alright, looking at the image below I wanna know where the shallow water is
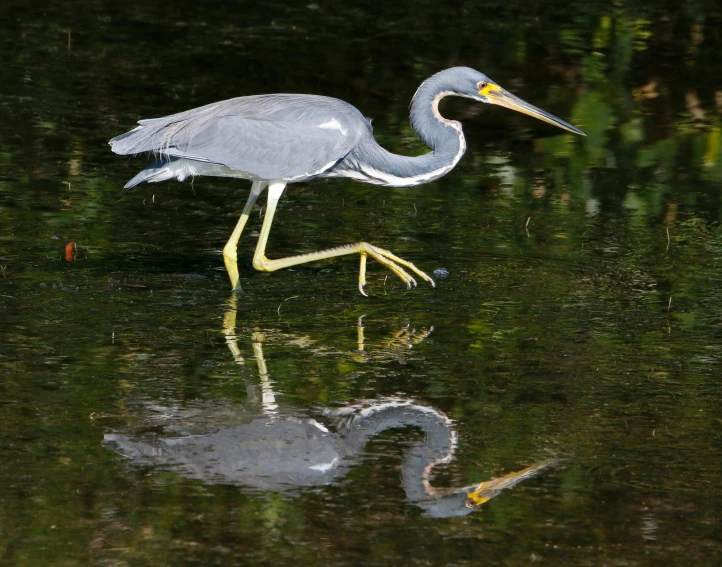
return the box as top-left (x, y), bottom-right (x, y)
top-left (2, 1), bottom-right (722, 565)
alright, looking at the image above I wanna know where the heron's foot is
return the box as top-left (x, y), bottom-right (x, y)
top-left (248, 239), bottom-right (434, 296)
top-left (384, 323), bottom-right (435, 351)
top-left (354, 321), bottom-right (434, 362)
top-left (358, 243), bottom-right (435, 296)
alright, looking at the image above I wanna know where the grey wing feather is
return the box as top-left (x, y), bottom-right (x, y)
top-left (109, 95), bottom-right (369, 180)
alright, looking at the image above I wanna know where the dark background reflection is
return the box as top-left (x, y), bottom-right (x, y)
top-left (1, 1), bottom-right (721, 565)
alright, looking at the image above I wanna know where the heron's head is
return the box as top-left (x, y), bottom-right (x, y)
top-left (445, 67), bottom-right (585, 136)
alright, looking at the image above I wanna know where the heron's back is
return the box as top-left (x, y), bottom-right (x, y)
top-left (110, 94), bottom-right (372, 181)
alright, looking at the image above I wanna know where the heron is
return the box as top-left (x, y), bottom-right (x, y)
top-left (109, 67), bottom-right (584, 295)
top-left (104, 397), bottom-right (558, 518)
top-left (103, 304), bottom-right (559, 516)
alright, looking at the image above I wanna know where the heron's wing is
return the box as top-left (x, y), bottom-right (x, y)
top-left (168, 115), bottom-right (356, 180)
top-left (109, 95), bottom-right (368, 180)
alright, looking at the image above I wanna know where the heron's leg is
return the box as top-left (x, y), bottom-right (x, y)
top-left (222, 295), bottom-right (278, 415)
top-left (223, 180), bottom-right (267, 291)
top-left (223, 295), bottom-right (245, 365)
top-left (251, 181), bottom-right (436, 296)
top-left (251, 332), bottom-right (278, 414)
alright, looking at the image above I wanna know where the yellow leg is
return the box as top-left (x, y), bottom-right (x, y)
top-left (223, 180), bottom-right (267, 291)
top-left (222, 295), bottom-right (278, 415)
top-left (250, 332), bottom-right (278, 414)
top-left (223, 295), bottom-right (245, 364)
top-left (251, 181), bottom-right (436, 296)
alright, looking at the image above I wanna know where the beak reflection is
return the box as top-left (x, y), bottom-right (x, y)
top-left (465, 459), bottom-right (560, 509)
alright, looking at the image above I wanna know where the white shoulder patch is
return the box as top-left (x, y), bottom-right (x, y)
top-left (318, 119), bottom-right (348, 136)
top-left (309, 457), bottom-right (339, 472)
top-left (308, 419), bottom-right (330, 433)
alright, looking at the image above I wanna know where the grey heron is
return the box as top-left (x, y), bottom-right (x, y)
top-left (104, 397), bottom-right (558, 518)
top-left (103, 311), bottom-right (559, 517)
top-left (109, 67), bottom-right (584, 295)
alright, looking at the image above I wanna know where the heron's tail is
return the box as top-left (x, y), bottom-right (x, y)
top-left (108, 118), bottom-right (166, 156)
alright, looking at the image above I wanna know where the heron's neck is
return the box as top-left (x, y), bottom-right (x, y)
top-left (337, 83), bottom-right (466, 187)
top-left (335, 400), bottom-right (456, 501)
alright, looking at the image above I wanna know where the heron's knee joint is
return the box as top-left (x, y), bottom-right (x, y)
top-left (252, 256), bottom-right (271, 272)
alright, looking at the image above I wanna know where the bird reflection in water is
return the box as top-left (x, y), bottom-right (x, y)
top-left (104, 298), bottom-right (558, 517)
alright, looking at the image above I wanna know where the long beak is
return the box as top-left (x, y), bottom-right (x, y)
top-left (483, 85), bottom-right (585, 136)
top-left (465, 459), bottom-right (560, 509)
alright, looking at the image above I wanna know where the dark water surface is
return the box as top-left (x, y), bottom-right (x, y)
top-left (2, 1), bottom-right (722, 565)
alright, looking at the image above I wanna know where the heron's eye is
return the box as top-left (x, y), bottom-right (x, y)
top-left (465, 499), bottom-right (477, 509)
top-left (478, 82), bottom-right (488, 91)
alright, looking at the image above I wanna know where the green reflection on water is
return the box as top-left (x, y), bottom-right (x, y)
top-left (2, 0), bottom-right (722, 565)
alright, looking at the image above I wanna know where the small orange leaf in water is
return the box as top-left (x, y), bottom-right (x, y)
top-left (65, 242), bottom-right (77, 262)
